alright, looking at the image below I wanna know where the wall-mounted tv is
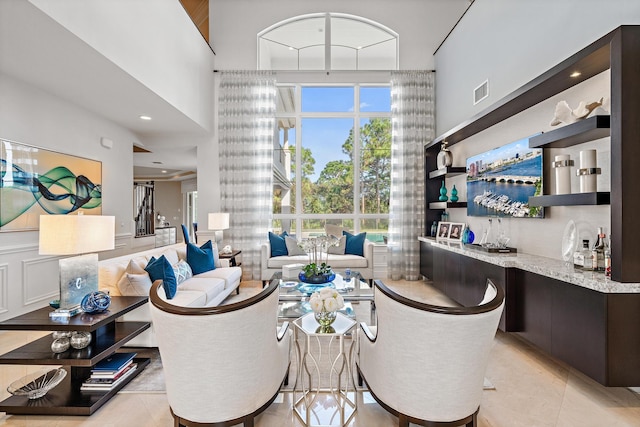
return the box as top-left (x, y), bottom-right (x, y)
top-left (466, 136), bottom-right (543, 218)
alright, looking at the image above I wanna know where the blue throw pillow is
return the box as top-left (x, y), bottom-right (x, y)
top-left (144, 255), bottom-right (177, 299)
top-left (343, 231), bottom-right (367, 256)
top-left (268, 231), bottom-right (289, 257)
top-left (186, 240), bottom-right (216, 274)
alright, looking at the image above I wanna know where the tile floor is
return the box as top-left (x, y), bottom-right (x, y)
top-left (0, 279), bottom-right (639, 426)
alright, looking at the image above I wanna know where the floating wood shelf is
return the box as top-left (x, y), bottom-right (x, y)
top-left (428, 201), bottom-right (467, 209)
top-left (428, 167), bottom-right (466, 179)
top-left (528, 192), bottom-right (610, 207)
top-left (528, 116), bottom-right (610, 149)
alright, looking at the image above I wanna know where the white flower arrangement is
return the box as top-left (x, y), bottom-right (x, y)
top-left (300, 235), bottom-right (341, 276)
top-left (309, 287), bottom-right (345, 313)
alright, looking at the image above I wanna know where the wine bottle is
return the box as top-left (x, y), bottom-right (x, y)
top-left (582, 240), bottom-right (594, 271)
top-left (574, 239), bottom-right (590, 270)
top-left (592, 227), bottom-right (606, 272)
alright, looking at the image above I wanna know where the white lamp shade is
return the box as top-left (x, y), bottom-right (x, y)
top-left (208, 213), bottom-right (230, 230)
top-left (39, 214), bottom-right (115, 255)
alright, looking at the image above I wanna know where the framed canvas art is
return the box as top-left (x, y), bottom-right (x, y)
top-left (0, 139), bottom-right (102, 231)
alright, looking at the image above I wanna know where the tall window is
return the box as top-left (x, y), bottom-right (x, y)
top-left (273, 85), bottom-right (391, 242)
top-left (258, 13), bottom-right (398, 71)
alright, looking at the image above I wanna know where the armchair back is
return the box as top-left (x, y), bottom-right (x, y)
top-left (357, 279), bottom-right (504, 427)
top-left (149, 280), bottom-right (290, 426)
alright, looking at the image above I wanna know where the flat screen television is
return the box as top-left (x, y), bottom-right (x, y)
top-left (466, 135), bottom-right (543, 218)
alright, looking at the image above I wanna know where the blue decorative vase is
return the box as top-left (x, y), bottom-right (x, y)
top-left (298, 272), bottom-right (336, 284)
top-left (462, 227), bottom-right (475, 244)
top-left (451, 185), bottom-right (459, 202)
top-left (439, 181), bottom-right (448, 202)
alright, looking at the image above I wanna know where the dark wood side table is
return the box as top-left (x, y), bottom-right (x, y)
top-left (219, 249), bottom-right (242, 267)
top-left (0, 296), bottom-right (150, 416)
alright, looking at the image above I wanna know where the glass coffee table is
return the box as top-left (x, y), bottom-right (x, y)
top-left (272, 271), bottom-right (375, 324)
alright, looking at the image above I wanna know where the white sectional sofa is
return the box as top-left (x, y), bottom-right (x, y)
top-left (99, 243), bottom-right (242, 347)
top-left (260, 239), bottom-right (374, 284)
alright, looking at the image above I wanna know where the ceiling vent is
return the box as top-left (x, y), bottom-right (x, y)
top-left (474, 79), bottom-right (489, 105)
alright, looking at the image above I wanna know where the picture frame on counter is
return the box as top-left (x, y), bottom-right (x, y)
top-left (436, 222), bottom-right (451, 240)
top-left (448, 223), bottom-right (465, 242)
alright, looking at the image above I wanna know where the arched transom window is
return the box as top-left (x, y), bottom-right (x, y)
top-left (258, 13), bottom-right (398, 71)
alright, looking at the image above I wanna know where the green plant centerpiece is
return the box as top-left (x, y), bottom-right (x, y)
top-left (299, 235), bottom-right (340, 284)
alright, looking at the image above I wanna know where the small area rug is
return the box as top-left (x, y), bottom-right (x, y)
top-left (119, 347), bottom-right (165, 393)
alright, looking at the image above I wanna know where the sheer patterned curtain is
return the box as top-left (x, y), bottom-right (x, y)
top-left (388, 71), bottom-right (435, 280)
top-left (218, 71), bottom-right (276, 280)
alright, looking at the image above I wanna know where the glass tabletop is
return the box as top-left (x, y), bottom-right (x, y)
top-left (272, 271), bottom-right (373, 302)
top-left (293, 312), bottom-right (357, 336)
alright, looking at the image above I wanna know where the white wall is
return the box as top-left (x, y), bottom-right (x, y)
top-left (210, 0), bottom-right (469, 70)
top-left (434, 0), bottom-right (640, 135)
top-left (29, 0), bottom-right (214, 131)
top-left (0, 72), bottom-right (137, 320)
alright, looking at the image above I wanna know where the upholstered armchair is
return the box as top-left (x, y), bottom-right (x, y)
top-left (149, 280), bottom-right (291, 427)
top-left (357, 279), bottom-right (505, 427)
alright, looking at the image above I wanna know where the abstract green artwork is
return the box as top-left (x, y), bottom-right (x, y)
top-left (0, 139), bottom-right (102, 231)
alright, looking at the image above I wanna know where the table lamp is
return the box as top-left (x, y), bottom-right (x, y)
top-left (208, 212), bottom-right (229, 248)
top-left (39, 213), bottom-right (115, 310)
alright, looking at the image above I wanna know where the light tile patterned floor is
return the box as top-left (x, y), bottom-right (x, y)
top-left (1, 278), bottom-right (639, 426)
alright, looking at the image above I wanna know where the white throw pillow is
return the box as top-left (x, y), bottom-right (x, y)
top-left (285, 236), bottom-right (306, 256)
top-left (327, 235), bottom-right (346, 255)
top-left (325, 224), bottom-right (348, 239)
top-left (126, 257), bottom-right (147, 274)
top-left (162, 249), bottom-right (180, 266)
top-left (117, 272), bottom-right (153, 296)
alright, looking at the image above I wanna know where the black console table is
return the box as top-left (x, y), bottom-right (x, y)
top-left (0, 296), bottom-right (150, 415)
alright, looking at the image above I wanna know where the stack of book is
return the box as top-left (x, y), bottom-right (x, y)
top-left (81, 352), bottom-right (137, 393)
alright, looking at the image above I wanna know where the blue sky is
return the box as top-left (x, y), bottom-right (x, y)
top-left (299, 86), bottom-right (390, 181)
top-left (466, 134), bottom-right (542, 166)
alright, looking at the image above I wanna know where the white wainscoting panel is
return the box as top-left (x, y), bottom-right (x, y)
top-left (22, 256), bottom-right (59, 306)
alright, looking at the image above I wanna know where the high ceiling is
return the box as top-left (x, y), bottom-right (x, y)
top-left (0, 1), bottom-right (206, 182)
top-left (1, 1), bottom-right (471, 182)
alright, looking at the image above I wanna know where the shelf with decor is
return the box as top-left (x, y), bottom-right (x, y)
top-left (529, 192), bottom-right (610, 207)
top-left (528, 115), bottom-right (611, 207)
top-left (428, 167), bottom-right (466, 179)
top-left (528, 115), bottom-right (610, 149)
top-left (428, 201), bottom-right (467, 210)
top-left (425, 25), bottom-right (640, 283)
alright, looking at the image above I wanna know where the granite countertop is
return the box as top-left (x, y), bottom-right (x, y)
top-left (418, 236), bottom-right (640, 294)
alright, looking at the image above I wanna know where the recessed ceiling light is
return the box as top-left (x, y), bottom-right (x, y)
top-left (161, 170), bottom-right (167, 174)
top-left (139, 115), bottom-right (152, 121)
top-left (570, 71), bottom-right (581, 78)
